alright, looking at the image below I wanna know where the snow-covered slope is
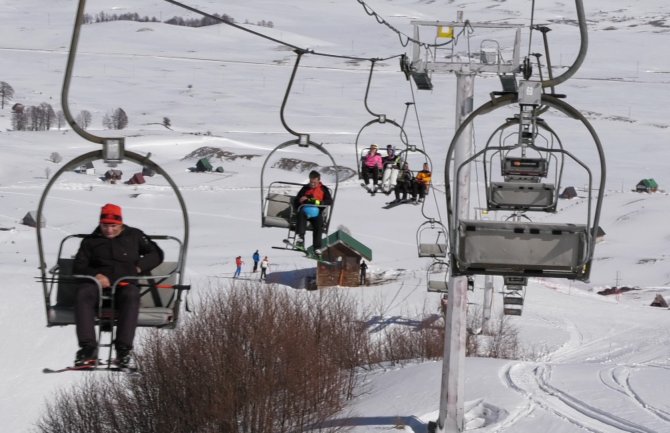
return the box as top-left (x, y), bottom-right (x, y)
top-left (1, 0), bottom-right (670, 432)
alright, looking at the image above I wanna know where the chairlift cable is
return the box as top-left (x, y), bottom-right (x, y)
top-left (527, 0), bottom-right (536, 59)
top-left (408, 81), bottom-right (445, 226)
top-left (355, 0), bottom-right (458, 49)
top-left (164, 0), bottom-right (404, 63)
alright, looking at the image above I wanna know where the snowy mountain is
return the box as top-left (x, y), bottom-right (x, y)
top-left (1, 0), bottom-right (670, 431)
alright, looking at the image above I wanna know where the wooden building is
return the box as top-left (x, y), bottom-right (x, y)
top-left (306, 230), bottom-right (372, 288)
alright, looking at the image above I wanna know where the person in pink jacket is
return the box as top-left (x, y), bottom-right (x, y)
top-left (361, 143), bottom-right (383, 193)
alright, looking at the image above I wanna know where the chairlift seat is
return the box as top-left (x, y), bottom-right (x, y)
top-left (263, 193), bottom-right (330, 232)
top-left (488, 182), bottom-right (556, 212)
top-left (427, 280), bottom-right (449, 293)
top-left (418, 243), bottom-right (448, 258)
top-left (262, 193), bottom-right (294, 229)
top-left (503, 307), bottom-right (523, 316)
top-left (455, 220), bottom-right (589, 279)
top-left (503, 296), bottom-right (524, 306)
top-left (502, 157), bottom-right (548, 178)
top-left (48, 259), bottom-right (179, 328)
top-left (504, 276), bottom-right (528, 286)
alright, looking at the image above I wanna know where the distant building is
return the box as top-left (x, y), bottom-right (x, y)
top-left (22, 210), bottom-right (45, 228)
top-left (74, 161), bottom-right (95, 176)
top-left (306, 230), bottom-right (372, 288)
top-left (650, 294), bottom-right (670, 308)
top-left (559, 186), bottom-right (577, 199)
top-left (636, 178), bottom-right (658, 193)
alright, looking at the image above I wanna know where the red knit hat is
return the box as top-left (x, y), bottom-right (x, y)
top-left (100, 203), bottom-right (123, 224)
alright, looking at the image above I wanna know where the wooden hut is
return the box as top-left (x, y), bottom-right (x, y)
top-left (307, 230), bottom-right (372, 288)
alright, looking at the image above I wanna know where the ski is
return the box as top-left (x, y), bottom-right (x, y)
top-left (360, 183), bottom-right (377, 195)
top-left (383, 200), bottom-right (404, 209)
top-left (43, 361), bottom-right (137, 374)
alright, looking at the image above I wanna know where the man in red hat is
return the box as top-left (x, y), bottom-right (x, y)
top-left (72, 203), bottom-right (164, 367)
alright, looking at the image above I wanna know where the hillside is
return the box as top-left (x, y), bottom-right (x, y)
top-left (1, 0), bottom-right (670, 432)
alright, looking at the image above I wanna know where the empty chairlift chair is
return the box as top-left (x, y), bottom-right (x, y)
top-left (417, 219), bottom-right (449, 258)
top-left (426, 260), bottom-right (449, 293)
top-left (445, 91), bottom-right (606, 282)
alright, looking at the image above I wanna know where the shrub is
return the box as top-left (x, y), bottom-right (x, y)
top-left (36, 285), bottom-right (365, 433)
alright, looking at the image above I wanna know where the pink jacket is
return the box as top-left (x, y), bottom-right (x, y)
top-left (363, 152), bottom-right (383, 169)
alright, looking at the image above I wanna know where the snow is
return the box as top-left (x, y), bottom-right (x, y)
top-left (2, 0), bottom-right (670, 431)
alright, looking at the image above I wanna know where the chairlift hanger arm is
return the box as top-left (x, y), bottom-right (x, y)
top-left (62, 0), bottom-right (123, 148)
top-left (537, 0), bottom-right (588, 89)
top-left (280, 50), bottom-right (311, 139)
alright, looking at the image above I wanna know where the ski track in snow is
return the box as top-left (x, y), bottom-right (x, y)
top-left (599, 366), bottom-right (670, 423)
top-left (501, 362), bottom-right (659, 433)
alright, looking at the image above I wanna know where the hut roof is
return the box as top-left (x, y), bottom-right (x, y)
top-left (307, 230), bottom-right (372, 261)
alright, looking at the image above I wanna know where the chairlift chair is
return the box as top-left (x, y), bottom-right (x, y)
top-left (40, 0), bottom-right (192, 366)
top-left (417, 219), bottom-right (448, 258)
top-left (427, 260), bottom-right (449, 293)
top-left (260, 138), bottom-right (338, 249)
top-left (354, 60), bottom-right (410, 181)
top-left (36, 151), bottom-right (191, 332)
top-left (482, 116), bottom-right (565, 213)
top-left (502, 285), bottom-right (525, 316)
top-left (445, 93), bottom-right (606, 281)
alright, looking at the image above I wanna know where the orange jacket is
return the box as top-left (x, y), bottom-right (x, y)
top-left (416, 170), bottom-right (431, 186)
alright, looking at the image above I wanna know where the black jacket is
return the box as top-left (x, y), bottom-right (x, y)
top-left (73, 225), bottom-right (164, 284)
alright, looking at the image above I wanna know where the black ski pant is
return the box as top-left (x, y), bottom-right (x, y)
top-left (395, 181), bottom-right (410, 201)
top-left (296, 211), bottom-right (324, 249)
top-left (412, 182), bottom-right (428, 200)
top-left (76, 282), bottom-right (140, 351)
top-left (253, 261), bottom-right (259, 272)
top-left (362, 165), bottom-right (380, 186)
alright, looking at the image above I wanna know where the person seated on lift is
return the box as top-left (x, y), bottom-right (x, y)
top-left (72, 203), bottom-right (164, 368)
top-left (361, 143), bottom-right (383, 193)
top-left (294, 170), bottom-right (333, 251)
top-left (412, 162), bottom-right (432, 203)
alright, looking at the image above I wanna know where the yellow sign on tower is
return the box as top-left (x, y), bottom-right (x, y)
top-left (437, 25), bottom-right (454, 38)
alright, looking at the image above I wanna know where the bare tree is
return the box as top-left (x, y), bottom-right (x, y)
top-left (40, 102), bottom-right (56, 130)
top-left (0, 81), bottom-right (14, 109)
top-left (11, 103), bottom-right (26, 131)
top-left (112, 107), bottom-right (128, 129)
top-left (103, 108), bottom-right (128, 129)
top-left (76, 110), bottom-right (92, 130)
top-left (162, 116), bottom-right (171, 128)
top-left (27, 105), bottom-right (41, 130)
top-left (56, 110), bottom-right (66, 130)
